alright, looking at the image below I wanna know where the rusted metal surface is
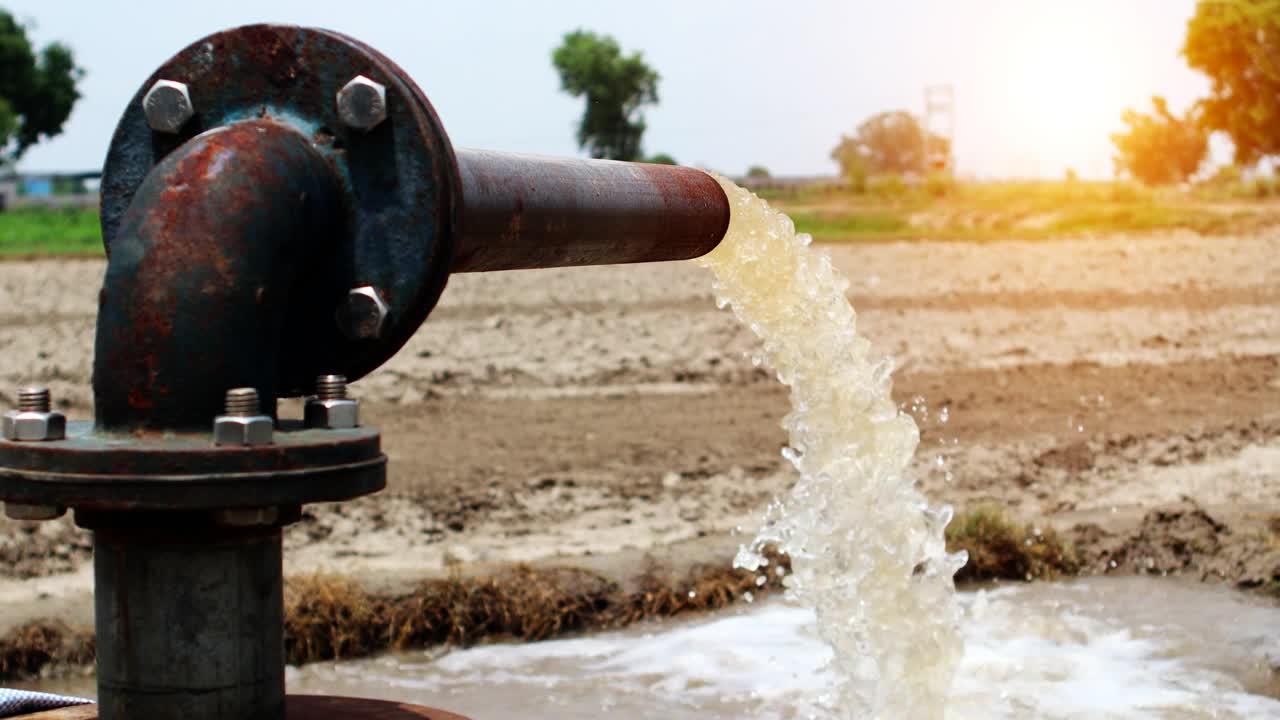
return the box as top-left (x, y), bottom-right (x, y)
top-left (99, 25), bottom-right (459, 394)
top-left (95, 119), bottom-right (341, 432)
top-left (454, 149), bottom-right (729, 272)
top-left (12, 697), bottom-right (472, 720)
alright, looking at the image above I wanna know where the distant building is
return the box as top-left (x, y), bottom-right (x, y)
top-left (0, 170), bottom-right (100, 210)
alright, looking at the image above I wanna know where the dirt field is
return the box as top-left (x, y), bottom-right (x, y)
top-left (1, 227), bottom-right (1278, 630)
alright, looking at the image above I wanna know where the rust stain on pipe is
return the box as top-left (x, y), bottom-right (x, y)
top-left (452, 149), bottom-right (729, 273)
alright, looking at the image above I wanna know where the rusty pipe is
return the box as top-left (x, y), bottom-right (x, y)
top-left (94, 119), bottom-right (342, 432)
top-left (452, 149), bottom-right (729, 273)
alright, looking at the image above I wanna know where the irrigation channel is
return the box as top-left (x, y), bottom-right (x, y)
top-left (20, 578), bottom-right (1280, 718)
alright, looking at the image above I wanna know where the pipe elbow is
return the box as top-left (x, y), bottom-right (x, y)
top-left (93, 120), bottom-right (342, 432)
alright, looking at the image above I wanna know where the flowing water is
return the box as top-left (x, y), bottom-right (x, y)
top-left (280, 577), bottom-right (1280, 719)
top-left (693, 177), bottom-right (966, 716)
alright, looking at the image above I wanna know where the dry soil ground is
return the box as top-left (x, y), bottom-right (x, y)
top-left (1, 227), bottom-right (1278, 630)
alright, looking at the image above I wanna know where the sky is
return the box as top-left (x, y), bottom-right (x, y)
top-left (7, 0), bottom-right (1214, 179)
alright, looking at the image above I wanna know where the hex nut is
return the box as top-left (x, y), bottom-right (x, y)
top-left (2, 410), bottom-right (66, 441)
top-left (4, 503), bottom-right (65, 521)
top-left (213, 414), bottom-right (273, 446)
top-left (336, 75), bottom-right (388, 131)
top-left (336, 285), bottom-right (390, 341)
top-left (305, 397), bottom-right (360, 429)
top-left (143, 79), bottom-right (195, 134)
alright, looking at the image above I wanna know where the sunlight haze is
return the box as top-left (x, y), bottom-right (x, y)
top-left (8, 0), bottom-right (1209, 178)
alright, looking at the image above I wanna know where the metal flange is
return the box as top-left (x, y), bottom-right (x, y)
top-left (99, 24), bottom-right (459, 397)
top-left (0, 421), bottom-right (384, 512)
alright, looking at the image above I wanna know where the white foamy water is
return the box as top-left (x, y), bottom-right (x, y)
top-left (286, 578), bottom-right (1280, 719)
top-left (694, 179), bottom-right (965, 716)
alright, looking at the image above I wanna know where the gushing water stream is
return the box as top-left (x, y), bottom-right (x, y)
top-left (696, 178), bottom-right (965, 717)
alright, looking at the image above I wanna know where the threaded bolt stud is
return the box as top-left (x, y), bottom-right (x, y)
top-left (224, 388), bottom-right (260, 417)
top-left (315, 375), bottom-right (348, 401)
top-left (18, 387), bottom-right (51, 413)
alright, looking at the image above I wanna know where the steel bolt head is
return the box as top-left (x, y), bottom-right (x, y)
top-left (4, 503), bottom-right (65, 521)
top-left (336, 285), bottom-right (390, 340)
top-left (2, 409), bottom-right (66, 441)
top-left (213, 414), bottom-right (273, 446)
top-left (143, 79), bottom-right (194, 134)
top-left (336, 75), bottom-right (388, 131)
top-left (305, 397), bottom-right (360, 429)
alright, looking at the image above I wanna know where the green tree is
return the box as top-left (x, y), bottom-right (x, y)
top-left (830, 111), bottom-right (948, 188)
top-left (552, 30), bottom-right (659, 161)
top-left (0, 11), bottom-right (82, 163)
top-left (1183, 0), bottom-right (1280, 165)
top-left (645, 152), bottom-right (677, 165)
top-left (1111, 96), bottom-right (1208, 185)
top-left (746, 165), bottom-right (770, 178)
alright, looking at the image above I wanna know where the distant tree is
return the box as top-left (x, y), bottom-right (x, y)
top-left (645, 152), bottom-right (677, 165)
top-left (830, 111), bottom-right (949, 190)
top-left (830, 135), bottom-right (870, 192)
top-left (552, 30), bottom-right (659, 161)
top-left (746, 165), bottom-right (770, 178)
top-left (1183, 0), bottom-right (1280, 165)
top-left (1111, 96), bottom-right (1208, 185)
top-left (0, 11), bottom-right (83, 163)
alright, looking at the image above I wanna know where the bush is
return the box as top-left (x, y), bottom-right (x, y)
top-left (946, 507), bottom-right (1080, 582)
top-left (867, 173), bottom-right (908, 199)
top-left (924, 172), bottom-right (955, 198)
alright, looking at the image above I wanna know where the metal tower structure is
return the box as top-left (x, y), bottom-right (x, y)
top-left (922, 84), bottom-right (956, 174)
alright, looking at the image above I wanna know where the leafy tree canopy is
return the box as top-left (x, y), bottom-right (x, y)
top-left (645, 152), bottom-right (677, 165)
top-left (0, 11), bottom-right (82, 163)
top-left (830, 111), bottom-right (946, 184)
top-left (746, 165), bottom-right (770, 178)
top-left (552, 29), bottom-right (659, 161)
top-left (1183, 0), bottom-right (1280, 165)
top-left (1111, 96), bottom-right (1208, 185)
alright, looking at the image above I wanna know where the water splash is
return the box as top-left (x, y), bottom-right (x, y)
top-left (696, 178), bottom-right (966, 717)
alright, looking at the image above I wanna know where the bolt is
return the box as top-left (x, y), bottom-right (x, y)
top-left (3, 386), bottom-right (66, 441)
top-left (335, 286), bottom-right (390, 341)
top-left (336, 75), bottom-right (388, 131)
top-left (305, 375), bottom-right (359, 429)
top-left (143, 79), bottom-right (194, 134)
top-left (213, 387), bottom-right (273, 446)
top-left (4, 503), bottom-right (65, 521)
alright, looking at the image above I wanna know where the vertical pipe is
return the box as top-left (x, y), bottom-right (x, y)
top-left (93, 526), bottom-right (284, 720)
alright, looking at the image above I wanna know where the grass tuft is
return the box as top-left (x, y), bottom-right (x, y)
top-left (946, 507), bottom-right (1081, 582)
top-left (0, 620), bottom-right (95, 679)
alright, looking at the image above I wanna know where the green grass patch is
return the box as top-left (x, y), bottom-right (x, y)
top-left (770, 179), bottom-right (1280, 243)
top-left (789, 209), bottom-right (912, 239)
top-left (0, 208), bottom-right (103, 256)
top-left (946, 506), bottom-right (1081, 582)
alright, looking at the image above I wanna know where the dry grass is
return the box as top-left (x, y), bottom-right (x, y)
top-left (284, 548), bottom-right (791, 666)
top-left (1, 519), bottom-right (1088, 683)
top-left (946, 507), bottom-right (1081, 582)
top-left (0, 620), bottom-right (94, 680)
